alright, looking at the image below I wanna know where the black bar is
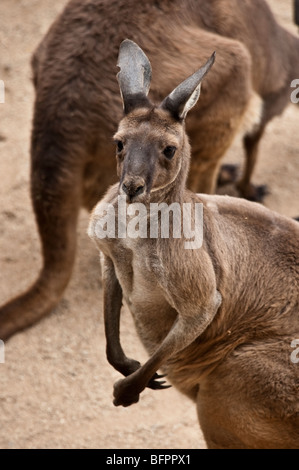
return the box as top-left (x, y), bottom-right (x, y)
top-left (294, 0), bottom-right (299, 26)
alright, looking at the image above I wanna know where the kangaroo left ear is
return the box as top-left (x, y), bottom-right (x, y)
top-left (160, 52), bottom-right (215, 120)
top-left (117, 39), bottom-right (152, 114)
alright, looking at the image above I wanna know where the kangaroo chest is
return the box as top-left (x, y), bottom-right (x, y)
top-left (110, 238), bottom-right (177, 350)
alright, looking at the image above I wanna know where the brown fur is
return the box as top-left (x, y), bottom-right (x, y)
top-left (1, 0), bottom-right (298, 340)
top-left (88, 42), bottom-right (299, 448)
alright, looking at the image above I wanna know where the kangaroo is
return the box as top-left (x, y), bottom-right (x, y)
top-left (88, 40), bottom-right (299, 449)
top-left (1, 0), bottom-right (299, 340)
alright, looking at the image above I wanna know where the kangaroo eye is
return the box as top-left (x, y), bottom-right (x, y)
top-left (163, 146), bottom-right (176, 159)
top-left (115, 140), bottom-right (124, 153)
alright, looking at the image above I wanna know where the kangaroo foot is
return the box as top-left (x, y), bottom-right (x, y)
top-left (217, 164), bottom-right (240, 186)
top-left (237, 182), bottom-right (269, 202)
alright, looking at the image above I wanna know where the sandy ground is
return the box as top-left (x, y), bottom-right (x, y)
top-left (0, 0), bottom-right (298, 450)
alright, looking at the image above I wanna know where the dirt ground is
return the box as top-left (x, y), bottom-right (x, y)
top-left (0, 0), bottom-right (298, 450)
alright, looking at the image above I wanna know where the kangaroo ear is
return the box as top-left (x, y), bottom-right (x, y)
top-left (160, 52), bottom-right (215, 120)
top-left (117, 39), bottom-right (152, 114)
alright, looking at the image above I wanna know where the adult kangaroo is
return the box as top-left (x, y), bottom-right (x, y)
top-left (88, 39), bottom-right (299, 449)
top-left (1, 0), bottom-right (298, 340)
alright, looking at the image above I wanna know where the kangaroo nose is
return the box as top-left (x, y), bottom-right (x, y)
top-left (122, 178), bottom-right (145, 200)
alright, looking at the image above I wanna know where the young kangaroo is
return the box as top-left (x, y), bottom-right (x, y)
top-left (1, 0), bottom-right (299, 341)
top-left (88, 40), bottom-right (299, 449)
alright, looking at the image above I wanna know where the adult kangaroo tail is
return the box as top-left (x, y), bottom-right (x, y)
top-left (0, 109), bottom-right (83, 341)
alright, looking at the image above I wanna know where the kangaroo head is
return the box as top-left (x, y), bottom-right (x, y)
top-left (114, 39), bottom-right (215, 203)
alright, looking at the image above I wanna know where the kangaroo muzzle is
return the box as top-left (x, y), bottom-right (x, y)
top-left (121, 176), bottom-right (146, 202)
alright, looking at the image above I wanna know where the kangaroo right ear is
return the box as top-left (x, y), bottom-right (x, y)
top-left (160, 52), bottom-right (215, 120)
top-left (117, 39), bottom-right (152, 114)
